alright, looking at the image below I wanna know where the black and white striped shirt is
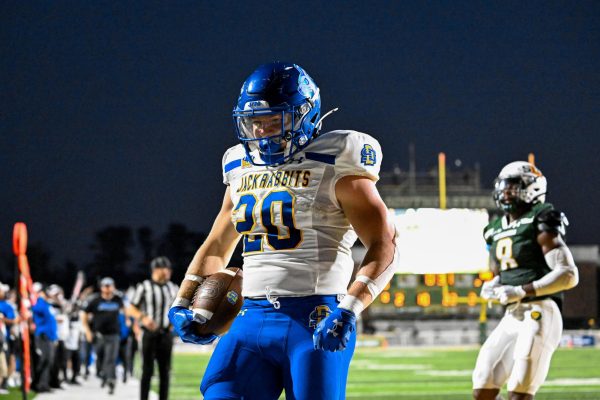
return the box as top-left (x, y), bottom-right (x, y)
top-left (131, 280), bottom-right (178, 330)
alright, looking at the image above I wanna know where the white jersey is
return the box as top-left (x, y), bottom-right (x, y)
top-left (222, 130), bottom-right (382, 298)
top-left (56, 312), bottom-right (70, 341)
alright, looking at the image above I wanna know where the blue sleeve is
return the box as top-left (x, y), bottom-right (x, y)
top-left (32, 298), bottom-right (44, 313)
top-left (31, 299), bottom-right (51, 322)
top-left (119, 313), bottom-right (130, 340)
top-left (0, 302), bottom-right (16, 319)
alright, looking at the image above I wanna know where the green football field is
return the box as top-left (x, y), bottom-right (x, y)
top-left (167, 346), bottom-right (600, 400)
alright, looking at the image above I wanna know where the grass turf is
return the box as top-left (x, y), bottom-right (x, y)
top-left (166, 346), bottom-right (600, 400)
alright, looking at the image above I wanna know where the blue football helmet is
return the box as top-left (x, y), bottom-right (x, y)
top-left (233, 62), bottom-right (322, 166)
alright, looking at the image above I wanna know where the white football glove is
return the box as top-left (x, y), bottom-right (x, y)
top-left (493, 285), bottom-right (526, 305)
top-left (479, 276), bottom-right (501, 300)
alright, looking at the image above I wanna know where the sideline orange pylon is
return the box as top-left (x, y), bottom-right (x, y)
top-left (12, 222), bottom-right (34, 396)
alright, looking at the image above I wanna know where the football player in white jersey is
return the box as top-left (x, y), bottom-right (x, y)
top-left (472, 162), bottom-right (579, 400)
top-left (168, 62), bottom-right (399, 399)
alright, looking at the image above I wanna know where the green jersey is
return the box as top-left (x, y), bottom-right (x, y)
top-left (483, 202), bottom-right (564, 304)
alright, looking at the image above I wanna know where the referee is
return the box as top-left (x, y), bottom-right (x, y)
top-left (128, 257), bottom-right (178, 400)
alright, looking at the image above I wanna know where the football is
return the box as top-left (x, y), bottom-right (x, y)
top-left (191, 267), bottom-right (243, 336)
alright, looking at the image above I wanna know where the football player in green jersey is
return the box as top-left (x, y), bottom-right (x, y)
top-left (472, 161), bottom-right (579, 400)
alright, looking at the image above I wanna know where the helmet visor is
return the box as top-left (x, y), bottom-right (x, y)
top-left (493, 177), bottom-right (525, 204)
top-left (236, 111), bottom-right (293, 141)
top-left (233, 100), bottom-right (314, 165)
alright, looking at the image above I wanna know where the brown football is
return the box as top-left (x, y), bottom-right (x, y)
top-left (191, 267), bottom-right (243, 336)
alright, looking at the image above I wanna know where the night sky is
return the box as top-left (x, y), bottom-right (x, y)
top-left (2, 1), bottom-right (599, 267)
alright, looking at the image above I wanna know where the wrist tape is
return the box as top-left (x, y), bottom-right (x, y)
top-left (338, 295), bottom-right (364, 315)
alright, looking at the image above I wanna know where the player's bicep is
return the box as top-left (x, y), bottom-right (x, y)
top-left (537, 230), bottom-right (563, 255)
top-left (335, 175), bottom-right (394, 248)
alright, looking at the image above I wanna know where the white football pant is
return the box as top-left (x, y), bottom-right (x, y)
top-left (472, 299), bottom-right (562, 395)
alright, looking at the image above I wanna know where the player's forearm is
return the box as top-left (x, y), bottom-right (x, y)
top-left (186, 241), bottom-right (233, 277)
top-left (342, 238), bottom-right (398, 314)
top-left (173, 238), bottom-right (239, 308)
top-left (521, 246), bottom-right (578, 297)
top-left (172, 246), bottom-right (213, 308)
top-left (534, 246), bottom-right (578, 296)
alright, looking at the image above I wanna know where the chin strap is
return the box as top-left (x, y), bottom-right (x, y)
top-left (314, 108), bottom-right (339, 134)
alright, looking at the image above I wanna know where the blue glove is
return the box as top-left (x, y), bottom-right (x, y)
top-left (168, 306), bottom-right (218, 345)
top-left (312, 307), bottom-right (356, 352)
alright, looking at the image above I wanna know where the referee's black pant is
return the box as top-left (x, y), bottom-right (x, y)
top-left (141, 329), bottom-right (173, 400)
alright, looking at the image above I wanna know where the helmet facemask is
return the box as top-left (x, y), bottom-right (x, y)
top-left (493, 178), bottom-right (529, 213)
top-left (492, 161), bottom-right (547, 213)
top-left (234, 100), bottom-right (316, 166)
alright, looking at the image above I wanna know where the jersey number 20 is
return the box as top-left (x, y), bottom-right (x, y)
top-left (234, 189), bottom-right (303, 253)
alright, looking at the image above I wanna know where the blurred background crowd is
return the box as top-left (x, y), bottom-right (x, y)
top-left (0, 256), bottom-right (177, 398)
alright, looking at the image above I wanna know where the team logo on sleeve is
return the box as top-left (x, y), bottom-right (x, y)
top-left (309, 305), bottom-right (332, 329)
top-left (360, 144), bottom-right (377, 166)
top-left (241, 158), bottom-right (252, 168)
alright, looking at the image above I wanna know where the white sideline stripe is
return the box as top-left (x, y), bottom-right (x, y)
top-left (373, 351), bottom-right (437, 358)
top-left (346, 389), bottom-right (600, 398)
top-left (350, 360), bottom-right (430, 370)
top-left (544, 378), bottom-right (600, 386)
top-left (417, 369), bottom-right (472, 376)
top-left (33, 375), bottom-right (155, 400)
